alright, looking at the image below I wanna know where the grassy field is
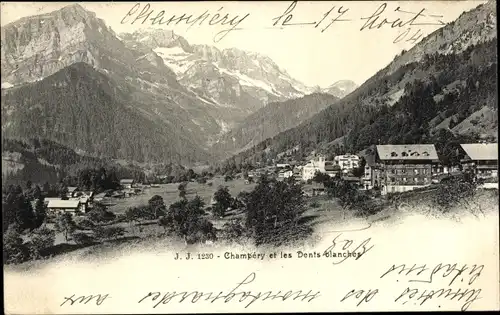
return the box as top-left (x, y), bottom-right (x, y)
top-left (106, 176), bottom-right (257, 214)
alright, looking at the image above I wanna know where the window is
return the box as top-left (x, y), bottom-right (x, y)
top-left (402, 152), bottom-right (408, 157)
top-left (391, 177), bottom-right (395, 183)
top-left (424, 178), bottom-right (429, 183)
top-left (414, 178), bottom-right (418, 183)
top-left (423, 169), bottom-right (427, 174)
top-left (401, 169), bottom-right (407, 174)
top-left (391, 169), bottom-right (396, 174)
top-left (402, 177), bottom-right (407, 182)
top-left (411, 152), bottom-right (420, 157)
top-left (422, 152), bottom-right (429, 156)
top-left (414, 169), bottom-right (419, 175)
top-left (391, 152), bottom-right (398, 157)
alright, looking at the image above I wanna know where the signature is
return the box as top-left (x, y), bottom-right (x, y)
top-left (138, 272), bottom-right (321, 308)
top-left (120, 1), bottom-right (445, 44)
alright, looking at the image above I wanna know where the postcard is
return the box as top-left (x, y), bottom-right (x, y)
top-left (2, 1), bottom-right (499, 313)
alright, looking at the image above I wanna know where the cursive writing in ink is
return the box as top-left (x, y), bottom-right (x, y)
top-left (340, 288), bottom-right (379, 306)
top-left (120, 3), bottom-right (250, 42)
top-left (380, 263), bottom-right (484, 286)
top-left (271, 1), bottom-right (317, 27)
top-left (138, 272), bottom-right (320, 308)
top-left (360, 3), bottom-right (444, 31)
top-left (272, 1), bottom-right (351, 32)
top-left (315, 5), bottom-right (351, 33)
top-left (394, 287), bottom-right (482, 311)
top-left (323, 233), bottom-right (374, 265)
top-left (60, 294), bottom-right (110, 306)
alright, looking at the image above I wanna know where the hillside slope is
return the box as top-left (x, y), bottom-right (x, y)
top-left (1, 138), bottom-right (145, 186)
top-left (213, 93), bottom-right (340, 158)
top-left (1, 63), bottom-right (211, 163)
top-left (228, 1), bottom-right (497, 166)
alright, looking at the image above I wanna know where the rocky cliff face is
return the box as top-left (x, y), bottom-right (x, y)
top-left (0, 4), bottom-right (227, 162)
top-left (121, 29), bottom-right (326, 113)
top-left (1, 3), bottom-right (358, 164)
top-left (1, 4), bottom-right (178, 87)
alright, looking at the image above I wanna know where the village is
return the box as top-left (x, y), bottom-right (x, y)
top-left (41, 142), bottom-right (498, 217)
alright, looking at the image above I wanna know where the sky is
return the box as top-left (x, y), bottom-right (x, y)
top-left (1, 1), bottom-right (487, 87)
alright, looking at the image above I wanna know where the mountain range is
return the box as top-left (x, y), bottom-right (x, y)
top-left (228, 0), bottom-right (497, 167)
top-left (2, 1), bottom-right (496, 175)
top-left (1, 4), bottom-right (357, 166)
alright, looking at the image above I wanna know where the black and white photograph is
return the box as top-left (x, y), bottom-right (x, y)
top-left (2, 1), bottom-right (499, 313)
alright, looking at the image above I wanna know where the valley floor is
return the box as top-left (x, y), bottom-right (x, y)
top-left (5, 183), bottom-right (498, 273)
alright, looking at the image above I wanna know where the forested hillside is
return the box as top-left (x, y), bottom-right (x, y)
top-left (1, 138), bottom-right (146, 186)
top-left (212, 93), bottom-right (339, 158)
top-left (1, 63), bottom-right (212, 164)
top-left (228, 38), bottom-right (497, 167)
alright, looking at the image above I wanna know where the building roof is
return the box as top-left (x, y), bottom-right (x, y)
top-left (364, 153), bottom-right (377, 166)
top-left (43, 197), bottom-right (62, 203)
top-left (460, 143), bottom-right (498, 161)
top-left (376, 144), bottom-right (438, 161)
top-left (120, 179), bottom-right (134, 184)
top-left (325, 164), bottom-right (340, 171)
top-left (47, 200), bottom-right (80, 209)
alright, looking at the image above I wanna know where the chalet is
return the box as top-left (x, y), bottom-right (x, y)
top-left (325, 162), bottom-right (341, 178)
top-left (343, 176), bottom-right (361, 187)
top-left (80, 196), bottom-right (90, 211)
top-left (302, 156), bottom-right (327, 181)
top-left (292, 167), bottom-right (302, 182)
top-left (124, 188), bottom-right (137, 197)
top-left (310, 182), bottom-right (326, 196)
top-left (460, 143), bottom-right (498, 179)
top-left (67, 186), bottom-right (78, 198)
top-left (112, 191), bottom-right (125, 198)
top-left (375, 144), bottom-right (439, 195)
top-left (43, 197), bottom-right (62, 205)
top-left (47, 200), bottom-right (80, 215)
top-left (120, 179), bottom-right (135, 189)
top-left (334, 154), bottom-right (360, 173)
top-left (93, 192), bottom-right (107, 202)
top-left (278, 170), bottom-right (293, 179)
top-left (276, 163), bottom-right (291, 169)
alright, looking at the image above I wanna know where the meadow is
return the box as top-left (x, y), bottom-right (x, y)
top-left (106, 176), bottom-right (257, 214)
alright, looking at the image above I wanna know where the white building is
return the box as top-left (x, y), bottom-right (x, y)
top-left (334, 154), bottom-right (360, 173)
top-left (278, 170), bottom-right (293, 179)
top-left (302, 156), bottom-right (327, 181)
top-left (276, 163), bottom-right (291, 169)
top-left (47, 200), bottom-right (81, 215)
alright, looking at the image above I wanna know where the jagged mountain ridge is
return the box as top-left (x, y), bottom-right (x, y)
top-left (228, 0), bottom-right (497, 165)
top-left (120, 28), bottom-right (354, 111)
top-left (1, 3), bottom-right (305, 163)
top-left (321, 80), bottom-right (358, 99)
top-left (0, 3), bottom-right (229, 151)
